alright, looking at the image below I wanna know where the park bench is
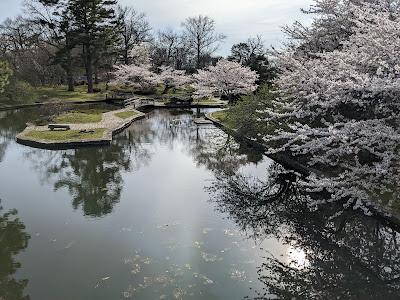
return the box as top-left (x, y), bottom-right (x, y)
top-left (48, 124), bottom-right (71, 131)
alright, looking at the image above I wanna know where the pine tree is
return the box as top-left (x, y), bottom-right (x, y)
top-left (67, 0), bottom-right (117, 93)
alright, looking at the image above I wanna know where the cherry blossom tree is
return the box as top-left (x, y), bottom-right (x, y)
top-left (111, 43), bottom-right (158, 91)
top-left (128, 42), bottom-right (152, 65)
top-left (261, 2), bottom-right (400, 213)
top-left (111, 63), bottom-right (191, 94)
top-left (192, 59), bottom-right (258, 102)
top-left (111, 64), bottom-right (159, 91)
top-left (157, 66), bottom-right (192, 94)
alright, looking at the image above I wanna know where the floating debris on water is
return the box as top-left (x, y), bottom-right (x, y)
top-left (201, 251), bottom-right (223, 262)
top-left (230, 269), bottom-right (246, 281)
top-left (124, 254), bottom-right (153, 274)
top-left (123, 285), bottom-right (137, 298)
top-left (154, 274), bottom-right (173, 285)
top-left (193, 241), bottom-right (203, 249)
top-left (200, 274), bottom-right (214, 285)
top-left (94, 276), bottom-right (111, 288)
top-left (131, 263), bottom-right (141, 274)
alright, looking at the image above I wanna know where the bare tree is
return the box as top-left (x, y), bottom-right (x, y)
top-left (116, 5), bottom-right (152, 64)
top-left (157, 29), bottom-right (179, 66)
top-left (0, 15), bottom-right (62, 86)
top-left (25, 0), bottom-right (77, 91)
top-left (229, 36), bottom-right (265, 65)
top-left (181, 15), bottom-right (225, 69)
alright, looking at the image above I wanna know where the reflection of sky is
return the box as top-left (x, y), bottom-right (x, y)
top-left (239, 157), bottom-right (274, 181)
top-left (1, 0), bottom-right (314, 55)
top-left (0, 109), bottom-right (290, 299)
top-left (287, 246), bottom-right (309, 269)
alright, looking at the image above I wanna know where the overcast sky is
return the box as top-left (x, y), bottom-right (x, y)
top-left (0, 0), bottom-right (314, 55)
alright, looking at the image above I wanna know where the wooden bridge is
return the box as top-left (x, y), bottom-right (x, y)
top-left (122, 97), bottom-right (156, 109)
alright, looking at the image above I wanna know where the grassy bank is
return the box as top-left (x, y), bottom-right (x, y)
top-left (33, 84), bottom-right (107, 103)
top-left (25, 128), bottom-right (106, 141)
top-left (210, 110), bottom-right (229, 123)
top-left (115, 111), bottom-right (139, 119)
top-left (0, 83), bottom-right (108, 107)
top-left (54, 109), bottom-right (109, 124)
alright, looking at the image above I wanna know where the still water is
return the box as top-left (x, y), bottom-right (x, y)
top-left (1, 107), bottom-right (400, 299)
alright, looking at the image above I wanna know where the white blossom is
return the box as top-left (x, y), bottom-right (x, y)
top-left (157, 66), bottom-right (192, 91)
top-left (261, 1), bottom-right (400, 213)
top-left (192, 59), bottom-right (258, 100)
top-left (110, 64), bottom-right (159, 90)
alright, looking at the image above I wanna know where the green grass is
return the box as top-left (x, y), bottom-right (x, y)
top-left (193, 97), bottom-right (221, 104)
top-left (115, 111), bottom-right (139, 119)
top-left (25, 128), bottom-right (106, 141)
top-left (54, 109), bottom-right (108, 124)
top-left (0, 83), bottom-right (109, 107)
top-left (33, 84), bottom-right (107, 103)
top-left (211, 110), bottom-right (229, 123)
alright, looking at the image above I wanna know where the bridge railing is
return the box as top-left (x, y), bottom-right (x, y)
top-left (123, 98), bottom-right (155, 108)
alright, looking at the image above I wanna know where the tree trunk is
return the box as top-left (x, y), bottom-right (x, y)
top-left (63, 33), bottom-right (74, 92)
top-left (86, 48), bottom-right (94, 93)
top-left (67, 68), bottom-right (74, 92)
top-left (197, 46), bottom-right (201, 69)
top-left (94, 64), bottom-right (99, 85)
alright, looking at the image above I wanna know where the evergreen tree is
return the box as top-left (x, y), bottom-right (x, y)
top-left (67, 0), bottom-right (118, 93)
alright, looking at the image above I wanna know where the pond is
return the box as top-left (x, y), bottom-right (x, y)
top-left (0, 107), bottom-right (399, 299)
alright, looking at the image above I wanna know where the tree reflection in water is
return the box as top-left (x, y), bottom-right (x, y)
top-left (149, 108), bottom-right (264, 172)
top-left (23, 119), bottom-right (156, 218)
top-left (0, 201), bottom-right (31, 300)
top-left (5, 108), bottom-right (400, 298)
top-left (208, 163), bottom-right (400, 299)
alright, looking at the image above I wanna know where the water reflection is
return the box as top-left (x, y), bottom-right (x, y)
top-left (146, 109), bottom-right (263, 172)
top-left (0, 201), bottom-right (31, 300)
top-left (0, 110), bottom-right (39, 162)
top-left (19, 109), bottom-right (260, 218)
top-left (25, 132), bottom-right (153, 218)
top-left (209, 163), bottom-right (400, 299)
top-left (2, 107), bottom-right (399, 298)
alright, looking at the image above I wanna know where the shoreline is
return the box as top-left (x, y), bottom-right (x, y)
top-left (16, 108), bottom-right (146, 150)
